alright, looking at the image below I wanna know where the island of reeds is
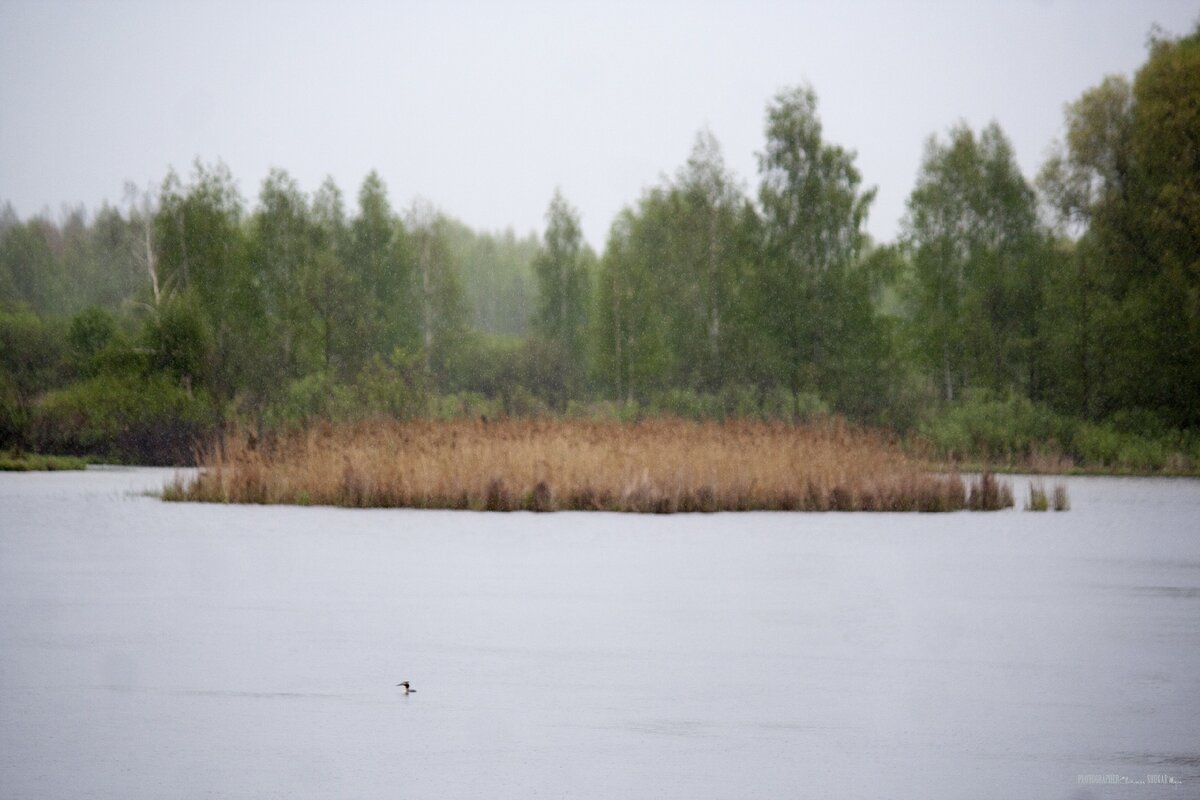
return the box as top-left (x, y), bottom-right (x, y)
top-left (163, 419), bottom-right (1013, 512)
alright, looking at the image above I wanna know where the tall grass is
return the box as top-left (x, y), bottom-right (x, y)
top-left (1052, 483), bottom-right (1070, 511)
top-left (967, 471), bottom-right (1015, 511)
top-left (1026, 481), bottom-right (1049, 511)
top-left (163, 418), bottom-right (1006, 513)
top-left (1024, 479), bottom-right (1071, 512)
top-left (0, 450), bottom-right (88, 471)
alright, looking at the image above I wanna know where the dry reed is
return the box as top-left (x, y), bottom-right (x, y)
top-left (968, 471), bottom-right (1015, 511)
top-left (164, 418), bottom-right (1004, 512)
top-left (1052, 482), bottom-right (1070, 511)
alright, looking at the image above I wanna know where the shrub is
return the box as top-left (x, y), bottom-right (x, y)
top-left (31, 373), bottom-right (220, 464)
top-left (919, 392), bottom-right (1070, 464)
top-left (917, 392), bottom-right (1196, 474)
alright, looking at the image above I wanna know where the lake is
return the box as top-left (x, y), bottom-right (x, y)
top-left (1, 468), bottom-right (1197, 799)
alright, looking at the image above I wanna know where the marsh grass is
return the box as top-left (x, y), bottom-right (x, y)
top-left (1023, 480), bottom-right (1071, 511)
top-left (164, 418), bottom-right (1006, 512)
top-left (967, 471), bottom-right (1015, 511)
top-left (1026, 481), bottom-right (1050, 511)
top-left (0, 450), bottom-right (88, 471)
top-left (1052, 482), bottom-right (1070, 511)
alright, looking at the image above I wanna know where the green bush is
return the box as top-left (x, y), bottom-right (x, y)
top-left (919, 391), bottom-right (1196, 474)
top-left (30, 373), bottom-right (220, 464)
top-left (1072, 422), bottom-right (1122, 466)
top-left (918, 392), bottom-right (1070, 462)
top-left (264, 353), bottom-right (433, 430)
top-left (431, 392), bottom-right (506, 420)
top-left (263, 372), bottom-right (360, 430)
top-left (648, 389), bottom-right (718, 420)
top-left (67, 307), bottom-right (118, 375)
top-left (0, 450), bottom-right (88, 471)
top-left (0, 310), bottom-right (69, 449)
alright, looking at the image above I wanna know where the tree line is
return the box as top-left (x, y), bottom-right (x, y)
top-left (1, 25), bottom-right (1197, 464)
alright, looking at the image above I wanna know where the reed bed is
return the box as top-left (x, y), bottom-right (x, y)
top-left (1025, 479), bottom-right (1071, 512)
top-left (164, 418), bottom-right (1011, 512)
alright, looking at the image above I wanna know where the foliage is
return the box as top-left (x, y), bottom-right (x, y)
top-left (1036, 25), bottom-right (1200, 428)
top-left (532, 191), bottom-right (592, 407)
top-left (756, 85), bottom-right (892, 417)
top-left (262, 353), bottom-right (431, 431)
top-left (901, 122), bottom-right (1048, 402)
top-left (0, 451), bottom-right (88, 471)
top-left (0, 310), bottom-right (68, 449)
top-left (917, 392), bottom-right (1197, 474)
top-left (406, 205), bottom-right (470, 382)
top-left (30, 373), bottom-right (220, 464)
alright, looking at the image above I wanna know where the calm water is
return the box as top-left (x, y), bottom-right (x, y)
top-left (1, 468), bottom-right (1197, 799)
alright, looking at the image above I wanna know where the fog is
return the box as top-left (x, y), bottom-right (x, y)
top-left (1, 0), bottom-right (1195, 247)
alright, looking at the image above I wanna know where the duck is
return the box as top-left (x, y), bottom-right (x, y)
top-left (396, 681), bottom-right (416, 694)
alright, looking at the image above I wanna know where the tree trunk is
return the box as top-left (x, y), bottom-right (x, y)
top-left (421, 234), bottom-right (433, 375)
top-left (144, 219), bottom-right (160, 306)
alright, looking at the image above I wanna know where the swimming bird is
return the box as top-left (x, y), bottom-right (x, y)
top-left (396, 681), bottom-right (416, 694)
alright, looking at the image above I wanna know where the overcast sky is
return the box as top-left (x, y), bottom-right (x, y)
top-left (1, 0), bottom-right (1195, 250)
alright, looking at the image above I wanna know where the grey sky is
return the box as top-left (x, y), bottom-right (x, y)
top-left (1, 0), bottom-right (1195, 250)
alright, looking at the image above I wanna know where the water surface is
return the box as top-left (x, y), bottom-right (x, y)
top-left (1, 469), bottom-right (1197, 798)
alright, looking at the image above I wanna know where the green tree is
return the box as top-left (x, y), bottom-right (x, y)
top-left (86, 204), bottom-right (146, 311)
top-left (1037, 76), bottom-right (1133, 418)
top-left (0, 218), bottom-right (61, 314)
top-left (305, 177), bottom-right (357, 377)
top-left (594, 207), bottom-right (672, 403)
top-left (1037, 25), bottom-right (1200, 427)
top-left (1122, 25), bottom-right (1200, 425)
top-left (756, 85), bottom-right (882, 416)
top-left (154, 161), bottom-right (260, 399)
top-left (902, 122), bottom-right (1045, 403)
top-left (0, 310), bottom-right (67, 448)
top-left (251, 169), bottom-right (320, 381)
top-left (532, 190), bottom-right (592, 406)
top-left (661, 131), bottom-right (752, 392)
top-left (142, 292), bottom-right (215, 394)
top-left (406, 201), bottom-right (469, 381)
top-left (67, 307), bottom-right (118, 376)
top-left (1038, 76), bottom-right (1133, 234)
top-left (348, 172), bottom-right (416, 366)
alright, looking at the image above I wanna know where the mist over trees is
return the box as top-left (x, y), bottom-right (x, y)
top-left (1, 24), bottom-right (1197, 465)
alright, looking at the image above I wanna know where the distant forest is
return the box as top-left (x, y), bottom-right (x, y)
top-left (2, 26), bottom-right (1197, 467)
